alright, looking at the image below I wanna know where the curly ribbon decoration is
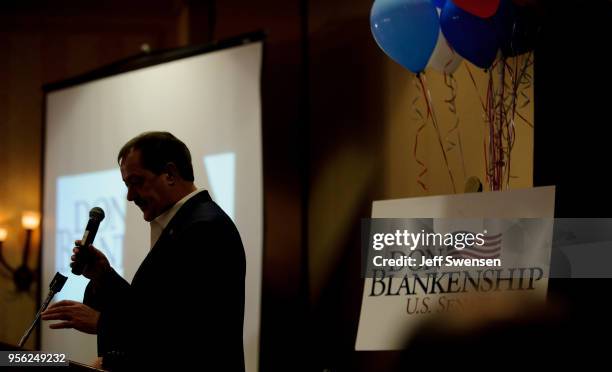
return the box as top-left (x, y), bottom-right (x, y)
top-left (465, 63), bottom-right (495, 190)
top-left (462, 52), bottom-right (535, 191)
top-left (505, 52), bottom-right (534, 128)
top-left (443, 72), bottom-right (466, 180)
top-left (498, 56), bottom-right (508, 190)
top-left (518, 52), bottom-right (534, 115)
top-left (487, 66), bottom-right (498, 190)
top-left (495, 57), bottom-right (515, 191)
top-left (465, 63), bottom-right (488, 114)
top-left (467, 56), bottom-right (519, 191)
top-left (412, 78), bottom-right (429, 191)
top-left (485, 58), bottom-right (508, 192)
top-left (417, 72), bottom-right (457, 194)
top-left (500, 51), bottom-right (534, 187)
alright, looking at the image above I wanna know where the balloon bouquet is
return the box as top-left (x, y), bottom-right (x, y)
top-left (371, 0), bottom-right (537, 192)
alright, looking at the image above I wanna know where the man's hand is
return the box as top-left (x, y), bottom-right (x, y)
top-left (71, 240), bottom-right (111, 282)
top-left (41, 300), bottom-right (100, 334)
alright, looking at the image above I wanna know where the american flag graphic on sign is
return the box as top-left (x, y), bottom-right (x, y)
top-left (447, 232), bottom-right (502, 259)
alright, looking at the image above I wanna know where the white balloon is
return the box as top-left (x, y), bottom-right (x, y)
top-left (427, 9), bottom-right (463, 74)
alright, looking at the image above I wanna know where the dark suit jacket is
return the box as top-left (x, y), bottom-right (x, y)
top-left (84, 190), bottom-right (245, 371)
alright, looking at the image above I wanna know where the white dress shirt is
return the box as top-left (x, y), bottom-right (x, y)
top-left (150, 188), bottom-right (203, 249)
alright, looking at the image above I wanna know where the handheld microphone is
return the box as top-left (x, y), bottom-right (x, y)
top-left (71, 207), bottom-right (105, 275)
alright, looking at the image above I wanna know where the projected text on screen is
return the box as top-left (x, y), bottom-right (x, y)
top-left (55, 169), bottom-right (126, 301)
top-left (204, 152), bottom-right (236, 221)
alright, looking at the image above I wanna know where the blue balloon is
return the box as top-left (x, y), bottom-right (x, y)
top-left (370, 0), bottom-right (439, 73)
top-left (494, 0), bottom-right (537, 57)
top-left (440, 0), bottom-right (499, 69)
top-left (433, 0), bottom-right (446, 8)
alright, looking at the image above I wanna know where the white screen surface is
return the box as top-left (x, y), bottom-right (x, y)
top-left (42, 41), bottom-right (263, 372)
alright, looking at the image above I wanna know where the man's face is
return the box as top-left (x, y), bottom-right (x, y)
top-left (120, 149), bottom-right (172, 222)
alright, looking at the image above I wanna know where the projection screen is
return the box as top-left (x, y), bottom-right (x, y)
top-left (41, 36), bottom-right (263, 372)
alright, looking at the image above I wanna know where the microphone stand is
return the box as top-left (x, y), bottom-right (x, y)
top-left (18, 272), bottom-right (68, 348)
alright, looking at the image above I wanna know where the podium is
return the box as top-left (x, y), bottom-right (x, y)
top-left (0, 341), bottom-right (105, 371)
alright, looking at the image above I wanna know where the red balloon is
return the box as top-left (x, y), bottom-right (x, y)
top-left (452, 0), bottom-right (501, 18)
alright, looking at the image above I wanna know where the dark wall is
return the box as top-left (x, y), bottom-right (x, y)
top-left (206, 1), bottom-right (308, 370)
top-left (307, 1), bottom-right (389, 371)
top-left (535, 0), bottom-right (612, 362)
top-left (211, 1), bottom-right (309, 371)
top-left (534, 0), bottom-right (612, 217)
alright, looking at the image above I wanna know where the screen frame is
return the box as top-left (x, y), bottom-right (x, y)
top-left (43, 31), bottom-right (265, 93)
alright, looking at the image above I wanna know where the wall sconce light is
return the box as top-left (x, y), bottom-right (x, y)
top-left (0, 211), bottom-right (40, 292)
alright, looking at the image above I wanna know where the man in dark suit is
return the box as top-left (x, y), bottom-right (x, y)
top-left (42, 132), bottom-right (246, 371)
